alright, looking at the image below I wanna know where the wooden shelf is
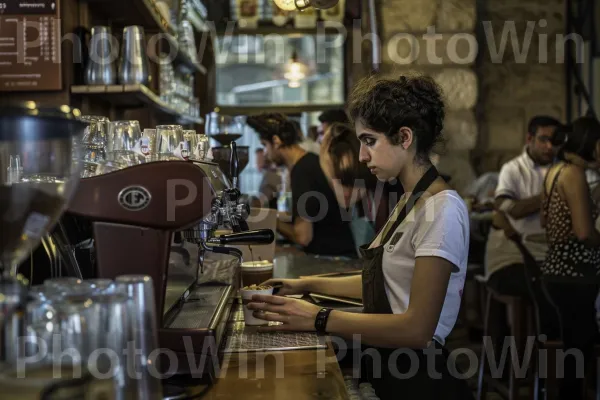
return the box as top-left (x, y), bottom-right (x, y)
top-left (71, 84), bottom-right (204, 125)
top-left (82, 0), bottom-right (172, 33)
top-left (80, 0), bottom-right (207, 75)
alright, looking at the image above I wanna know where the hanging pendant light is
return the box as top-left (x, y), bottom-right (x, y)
top-left (272, 0), bottom-right (339, 11)
top-left (283, 50), bottom-right (308, 88)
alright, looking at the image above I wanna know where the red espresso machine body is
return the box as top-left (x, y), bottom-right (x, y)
top-left (67, 160), bottom-right (273, 381)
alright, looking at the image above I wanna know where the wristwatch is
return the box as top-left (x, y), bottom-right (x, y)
top-left (314, 308), bottom-right (333, 334)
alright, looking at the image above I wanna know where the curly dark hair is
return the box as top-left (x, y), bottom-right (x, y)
top-left (246, 113), bottom-right (301, 146)
top-left (346, 74), bottom-right (446, 164)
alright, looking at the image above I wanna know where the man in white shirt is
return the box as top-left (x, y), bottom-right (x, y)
top-left (485, 116), bottom-right (562, 296)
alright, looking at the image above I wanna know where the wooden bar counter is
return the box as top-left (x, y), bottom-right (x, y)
top-left (200, 335), bottom-right (349, 399)
top-left (180, 248), bottom-right (361, 399)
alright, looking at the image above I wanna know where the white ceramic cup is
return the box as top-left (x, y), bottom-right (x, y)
top-left (241, 285), bottom-right (273, 326)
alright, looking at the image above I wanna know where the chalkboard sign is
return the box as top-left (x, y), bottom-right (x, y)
top-left (0, 0), bottom-right (62, 91)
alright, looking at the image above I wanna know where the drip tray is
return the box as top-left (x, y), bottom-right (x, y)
top-left (221, 322), bottom-right (327, 353)
top-left (167, 285), bottom-right (231, 330)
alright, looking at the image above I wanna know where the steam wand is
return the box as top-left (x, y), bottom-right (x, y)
top-left (195, 229), bottom-right (274, 277)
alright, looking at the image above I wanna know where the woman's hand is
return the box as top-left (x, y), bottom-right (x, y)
top-left (247, 295), bottom-right (322, 332)
top-left (262, 278), bottom-right (309, 296)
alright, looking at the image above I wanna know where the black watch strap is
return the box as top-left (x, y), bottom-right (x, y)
top-left (314, 308), bottom-right (333, 334)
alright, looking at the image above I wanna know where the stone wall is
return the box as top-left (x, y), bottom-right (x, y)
top-left (375, 0), bottom-right (566, 184)
top-left (376, 0), bottom-right (478, 195)
top-left (476, 0), bottom-right (566, 173)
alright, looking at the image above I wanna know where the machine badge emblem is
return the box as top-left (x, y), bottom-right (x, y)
top-left (118, 186), bottom-right (151, 211)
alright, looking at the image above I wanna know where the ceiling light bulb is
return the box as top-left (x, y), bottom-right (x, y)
top-left (288, 80), bottom-right (301, 88)
top-left (284, 61), bottom-right (306, 81)
top-left (272, 0), bottom-right (298, 11)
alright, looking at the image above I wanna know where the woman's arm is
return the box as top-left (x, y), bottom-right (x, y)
top-left (251, 256), bottom-right (453, 349)
top-left (265, 275), bottom-right (363, 300)
top-left (304, 275), bottom-right (363, 299)
top-left (561, 165), bottom-right (600, 247)
top-left (326, 256), bottom-right (452, 349)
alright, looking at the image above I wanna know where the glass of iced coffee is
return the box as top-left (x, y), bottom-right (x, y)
top-left (241, 260), bottom-right (274, 288)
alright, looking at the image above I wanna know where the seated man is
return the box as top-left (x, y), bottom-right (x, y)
top-left (247, 113), bottom-right (356, 257)
top-left (485, 115), bottom-right (562, 296)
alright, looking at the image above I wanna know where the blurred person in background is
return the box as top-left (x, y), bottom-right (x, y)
top-left (319, 122), bottom-right (379, 253)
top-left (291, 119), bottom-right (320, 155)
top-left (318, 109), bottom-right (350, 143)
top-left (485, 116), bottom-right (562, 297)
top-left (255, 148), bottom-right (282, 209)
top-left (464, 172), bottom-right (499, 212)
top-left (319, 109), bottom-right (404, 226)
top-left (247, 113), bottom-right (356, 257)
top-left (555, 123), bottom-right (600, 204)
top-left (308, 126), bottom-right (320, 142)
top-left (540, 116), bottom-right (600, 400)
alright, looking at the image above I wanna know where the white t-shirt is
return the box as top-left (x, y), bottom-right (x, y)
top-left (379, 191), bottom-right (470, 346)
top-left (486, 149), bottom-right (549, 277)
top-left (494, 149), bottom-right (548, 236)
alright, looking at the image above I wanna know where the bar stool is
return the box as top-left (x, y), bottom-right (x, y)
top-left (475, 274), bottom-right (533, 400)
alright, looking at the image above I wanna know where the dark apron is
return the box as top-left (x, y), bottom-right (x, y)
top-left (358, 166), bottom-right (473, 400)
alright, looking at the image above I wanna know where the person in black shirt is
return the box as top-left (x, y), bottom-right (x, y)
top-left (246, 113), bottom-right (356, 257)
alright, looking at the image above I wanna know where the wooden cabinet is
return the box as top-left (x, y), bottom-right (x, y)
top-left (1, 0), bottom-right (215, 132)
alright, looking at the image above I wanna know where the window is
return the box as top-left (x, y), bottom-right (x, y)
top-left (215, 33), bottom-right (345, 107)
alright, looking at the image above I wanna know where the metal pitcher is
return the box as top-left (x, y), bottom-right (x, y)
top-left (118, 26), bottom-right (149, 85)
top-left (84, 26), bottom-right (118, 85)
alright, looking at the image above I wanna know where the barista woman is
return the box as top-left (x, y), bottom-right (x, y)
top-left (248, 74), bottom-right (473, 399)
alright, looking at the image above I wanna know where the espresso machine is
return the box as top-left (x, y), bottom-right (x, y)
top-left (66, 140), bottom-right (273, 381)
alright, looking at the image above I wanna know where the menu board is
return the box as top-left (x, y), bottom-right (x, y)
top-left (0, 0), bottom-right (62, 91)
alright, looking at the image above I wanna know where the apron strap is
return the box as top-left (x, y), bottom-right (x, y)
top-left (381, 166), bottom-right (439, 245)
